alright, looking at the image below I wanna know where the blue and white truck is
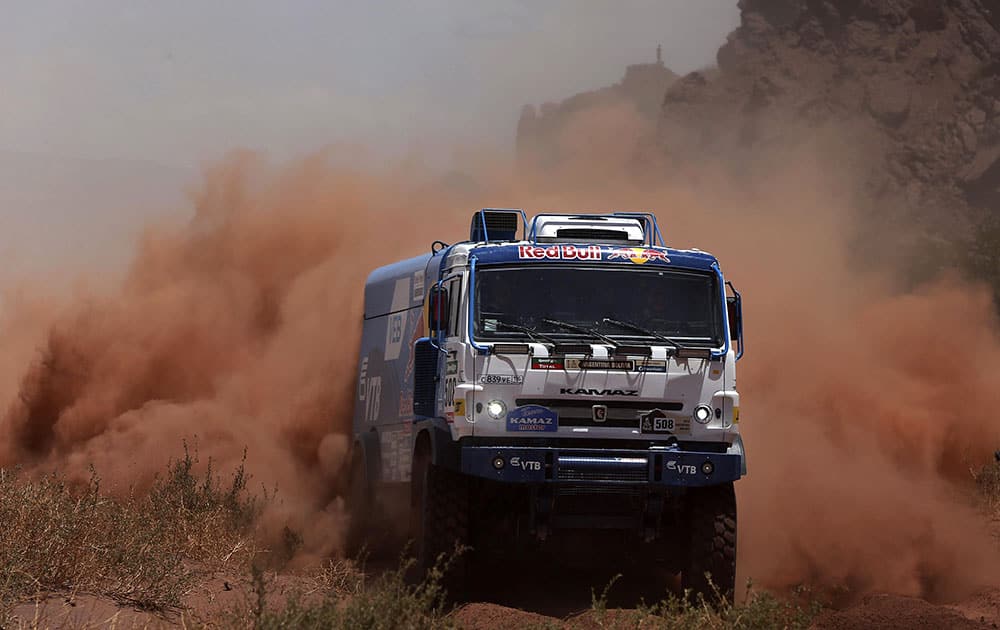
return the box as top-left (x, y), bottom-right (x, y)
top-left (347, 209), bottom-right (745, 599)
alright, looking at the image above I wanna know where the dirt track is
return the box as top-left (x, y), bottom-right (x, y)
top-left (455, 556), bottom-right (1000, 628)
top-left (11, 579), bottom-right (1000, 629)
top-left (451, 590), bottom-right (1000, 629)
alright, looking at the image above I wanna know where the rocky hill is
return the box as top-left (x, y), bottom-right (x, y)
top-left (516, 1), bottom-right (1000, 277)
top-left (516, 49), bottom-right (677, 169)
top-left (659, 0), bottom-right (1000, 233)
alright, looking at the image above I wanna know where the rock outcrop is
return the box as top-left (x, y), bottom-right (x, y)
top-left (658, 0), bottom-right (1000, 235)
top-left (517, 53), bottom-right (677, 169)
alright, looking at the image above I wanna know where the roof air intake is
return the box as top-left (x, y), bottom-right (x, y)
top-left (470, 208), bottom-right (524, 242)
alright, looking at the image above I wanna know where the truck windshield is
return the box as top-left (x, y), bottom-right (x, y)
top-left (475, 265), bottom-right (724, 346)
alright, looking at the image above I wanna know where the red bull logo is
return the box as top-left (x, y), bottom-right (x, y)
top-left (517, 244), bottom-right (602, 261)
top-left (605, 247), bottom-right (671, 264)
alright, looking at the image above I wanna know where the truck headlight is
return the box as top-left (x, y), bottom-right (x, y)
top-left (486, 400), bottom-right (507, 419)
top-left (693, 404), bottom-right (713, 424)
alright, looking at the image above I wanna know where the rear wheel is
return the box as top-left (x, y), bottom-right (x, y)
top-left (344, 448), bottom-right (371, 559)
top-left (412, 447), bottom-right (470, 589)
top-left (681, 482), bottom-right (737, 604)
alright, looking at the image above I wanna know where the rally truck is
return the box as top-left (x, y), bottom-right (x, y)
top-left (347, 209), bottom-right (745, 600)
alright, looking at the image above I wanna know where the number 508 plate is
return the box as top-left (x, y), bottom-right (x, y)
top-left (640, 410), bottom-right (691, 435)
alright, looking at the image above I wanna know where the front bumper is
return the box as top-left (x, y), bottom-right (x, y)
top-left (460, 446), bottom-right (742, 487)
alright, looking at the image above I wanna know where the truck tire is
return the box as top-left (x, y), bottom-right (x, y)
top-left (681, 482), bottom-right (737, 604)
top-left (344, 449), bottom-right (370, 559)
top-left (413, 457), bottom-right (470, 587)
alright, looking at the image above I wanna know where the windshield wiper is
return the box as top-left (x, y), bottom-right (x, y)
top-left (495, 319), bottom-right (558, 346)
top-left (542, 318), bottom-right (620, 349)
top-left (601, 317), bottom-right (686, 351)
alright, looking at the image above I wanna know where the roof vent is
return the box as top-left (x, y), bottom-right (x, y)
top-left (470, 208), bottom-right (523, 242)
top-left (532, 214), bottom-right (644, 245)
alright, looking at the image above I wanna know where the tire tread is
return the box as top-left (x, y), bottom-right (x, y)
top-left (419, 464), bottom-right (470, 584)
top-left (681, 482), bottom-right (737, 603)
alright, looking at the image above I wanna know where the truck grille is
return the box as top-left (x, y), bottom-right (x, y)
top-left (557, 468), bottom-right (648, 482)
top-left (516, 398), bottom-right (683, 428)
top-left (555, 484), bottom-right (641, 496)
top-left (556, 454), bottom-right (649, 483)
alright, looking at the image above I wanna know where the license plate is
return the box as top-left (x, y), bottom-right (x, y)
top-left (640, 413), bottom-right (690, 435)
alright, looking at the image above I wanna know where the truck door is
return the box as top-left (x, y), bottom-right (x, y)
top-left (436, 275), bottom-right (466, 424)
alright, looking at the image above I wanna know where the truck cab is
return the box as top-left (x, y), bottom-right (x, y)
top-left (349, 209), bottom-right (745, 600)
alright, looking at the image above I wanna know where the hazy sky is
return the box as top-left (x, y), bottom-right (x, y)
top-left (0, 2), bottom-right (739, 277)
top-left (1, 1), bottom-right (738, 168)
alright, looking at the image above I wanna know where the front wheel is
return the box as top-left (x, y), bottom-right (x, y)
top-left (412, 454), bottom-right (470, 587)
top-left (681, 482), bottom-right (737, 604)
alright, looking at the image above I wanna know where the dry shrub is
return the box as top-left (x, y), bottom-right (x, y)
top-left (239, 556), bottom-right (451, 630)
top-left (0, 445), bottom-right (259, 614)
top-left (582, 577), bottom-right (821, 630)
top-left (239, 565), bottom-right (820, 630)
top-left (974, 458), bottom-right (1000, 523)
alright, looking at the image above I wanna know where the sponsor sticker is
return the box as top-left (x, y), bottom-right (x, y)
top-left (635, 360), bottom-right (667, 373)
top-left (398, 308), bottom-right (424, 419)
top-left (566, 358), bottom-right (634, 371)
top-left (531, 358), bottom-right (564, 370)
top-left (517, 244), bottom-right (602, 261)
top-left (454, 399), bottom-right (466, 417)
top-left (666, 459), bottom-right (698, 475)
top-left (605, 247), bottom-right (671, 264)
top-left (379, 430), bottom-right (410, 481)
top-left (506, 405), bottom-right (558, 432)
top-left (509, 456), bottom-right (542, 471)
top-left (358, 357), bottom-right (382, 423)
top-left (479, 374), bottom-right (524, 384)
top-left (412, 271), bottom-right (425, 303)
top-left (384, 278), bottom-right (410, 361)
top-left (527, 358), bottom-right (664, 372)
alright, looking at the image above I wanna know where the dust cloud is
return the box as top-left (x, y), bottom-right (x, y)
top-left (1, 101), bottom-right (998, 593)
top-left (525, 103), bottom-right (1000, 597)
top-left (0, 150), bottom-right (477, 560)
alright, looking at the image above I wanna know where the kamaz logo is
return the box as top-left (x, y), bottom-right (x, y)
top-left (559, 388), bottom-right (639, 397)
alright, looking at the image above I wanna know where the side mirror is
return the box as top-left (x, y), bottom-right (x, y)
top-left (725, 280), bottom-right (744, 360)
top-left (428, 286), bottom-right (449, 335)
top-left (726, 295), bottom-right (741, 341)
